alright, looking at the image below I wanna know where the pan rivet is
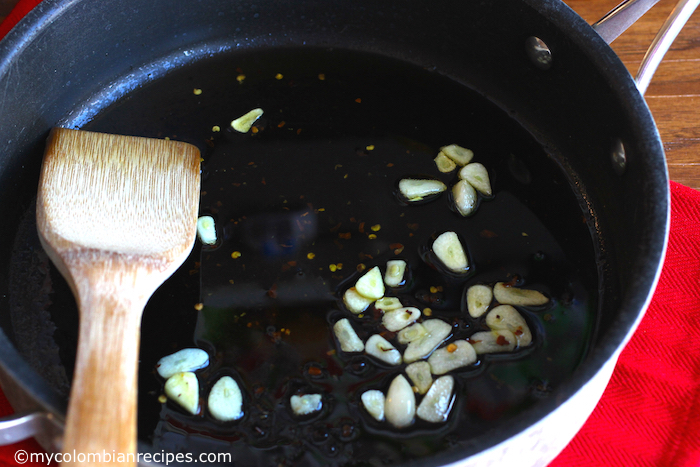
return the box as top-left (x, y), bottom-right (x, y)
top-left (611, 139), bottom-right (627, 175)
top-left (525, 36), bottom-right (552, 70)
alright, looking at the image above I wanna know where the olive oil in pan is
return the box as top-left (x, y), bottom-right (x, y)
top-left (69, 48), bottom-right (598, 465)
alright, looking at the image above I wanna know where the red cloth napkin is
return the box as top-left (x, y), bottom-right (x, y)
top-left (1, 3), bottom-right (699, 466)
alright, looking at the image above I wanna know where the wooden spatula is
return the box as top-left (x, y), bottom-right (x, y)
top-left (36, 128), bottom-right (201, 465)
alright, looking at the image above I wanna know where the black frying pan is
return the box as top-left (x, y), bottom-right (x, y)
top-left (0, 0), bottom-right (668, 465)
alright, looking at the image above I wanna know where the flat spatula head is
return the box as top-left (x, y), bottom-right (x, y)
top-left (37, 127), bottom-right (201, 290)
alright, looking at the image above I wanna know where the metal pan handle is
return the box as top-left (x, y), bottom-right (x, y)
top-left (592, 0), bottom-right (700, 95)
top-left (0, 412), bottom-right (61, 448)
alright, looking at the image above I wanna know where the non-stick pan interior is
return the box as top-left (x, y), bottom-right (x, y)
top-left (0, 0), bottom-right (667, 465)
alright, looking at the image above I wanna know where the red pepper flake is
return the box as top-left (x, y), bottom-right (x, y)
top-left (278, 121), bottom-right (286, 128)
top-left (496, 335), bottom-right (510, 346)
top-left (358, 222), bottom-right (365, 233)
top-left (327, 349), bottom-right (336, 356)
top-left (504, 276), bottom-right (520, 287)
top-left (407, 223), bottom-right (419, 231)
top-left (261, 177), bottom-right (266, 185)
top-left (296, 128), bottom-right (303, 135)
top-left (387, 163), bottom-right (394, 167)
top-left (514, 328), bottom-right (524, 336)
top-left (338, 232), bottom-right (351, 240)
top-left (355, 98), bottom-right (362, 103)
top-left (267, 283), bottom-right (278, 299)
top-left (480, 229), bottom-right (498, 238)
top-left (390, 243), bottom-right (404, 254)
top-left (307, 366), bottom-right (322, 376)
top-left (329, 222), bottom-right (342, 232)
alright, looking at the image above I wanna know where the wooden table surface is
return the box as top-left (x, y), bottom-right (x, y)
top-left (1, 0), bottom-right (698, 188)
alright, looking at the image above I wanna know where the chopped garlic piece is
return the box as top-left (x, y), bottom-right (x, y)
top-left (365, 334), bottom-right (402, 365)
top-left (156, 348), bottom-right (209, 379)
top-left (432, 232), bottom-right (468, 273)
top-left (375, 296), bottom-right (403, 311)
top-left (440, 144), bottom-right (474, 166)
top-left (403, 319), bottom-right (452, 363)
top-left (470, 330), bottom-right (517, 354)
top-left (406, 361), bottom-right (433, 395)
top-left (343, 287), bottom-right (373, 314)
top-left (333, 318), bottom-right (365, 352)
top-left (382, 307), bottom-right (421, 332)
top-left (397, 322), bottom-right (428, 345)
top-left (290, 394), bottom-right (323, 416)
top-left (428, 340), bottom-right (477, 375)
top-left (459, 163), bottom-right (492, 196)
top-left (208, 376), bottom-right (243, 421)
top-left (385, 375), bottom-right (415, 428)
top-left (164, 372), bottom-right (199, 415)
top-left (466, 284), bottom-right (493, 318)
top-left (416, 375), bottom-right (454, 423)
top-left (361, 390), bottom-right (385, 421)
top-left (196, 216), bottom-right (217, 245)
top-left (452, 179), bottom-right (478, 217)
top-left (493, 282), bottom-right (549, 307)
top-left (486, 305), bottom-right (532, 347)
top-left (434, 153), bottom-right (457, 173)
top-left (384, 260), bottom-right (407, 287)
top-left (354, 266), bottom-right (385, 300)
top-left (231, 108), bottom-right (263, 133)
top-left (398, 178), bottom-right (447, 202)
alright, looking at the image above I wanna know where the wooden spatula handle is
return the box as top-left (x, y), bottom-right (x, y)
top-left (61, 270), bottom-right (148, 466)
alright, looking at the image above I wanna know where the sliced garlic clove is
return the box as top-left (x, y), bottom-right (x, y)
top-left (156, 348), bottom-right (209, 379)
top-left (231, 108), bottom-right (263, 133)
top-left (164, 372), bottom-right (199, 415)
top-left (466, 284), bottom-right (493, 318)
top-left (196, 216), bottom-right (217, 245)
top-left (493, 282), bottom-right (549, 307)
top-left (361, 390), bottom-right (386, 421)
top-left (434, 153), bottom-right (457, 173)
top-left (469, 330), bottom-right (517, 354)
top-left (382, 307), bottom-right (421, 332)
top-left (208, 376), bottom-right (243, 421)
top-left (385, 374), bottom-right (416, 429)
top-left (397, 322), bottom-right (428, 345)
top-left (439, 144), bottom-right (474, 166)
top-left (355, 266), bottom-right (385, 300)
top-left (384, 260), bottom-right (407, 287)
top-left (333, 318), bottom-right (365, 353)
top-left (290, 394), bottom-right (323, 416)
top-left (485, 304), bottom-right (533, 347)
top-left (432, 231), bottom-right (469, 273)
top-left (428, 340), bottom-right (477, 375)
top-left (452, 179), bottom-right (478, 217)
top-left (398, 178), bottom-right (447, 202)
top-left (416, 375), bottom-right (455, 423)
top-left (375, 296), bottom-right (403, 311)
top-left (343, 287), bottom-right (373, 314)
top-left (458, 163), bottom-right (492, 196)
top-left (403, 319), bottom-right (452, 363)
top-left (405, 361), bottom-right (433, 395)
top-left (365, 334), bottom-right (402, 365)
